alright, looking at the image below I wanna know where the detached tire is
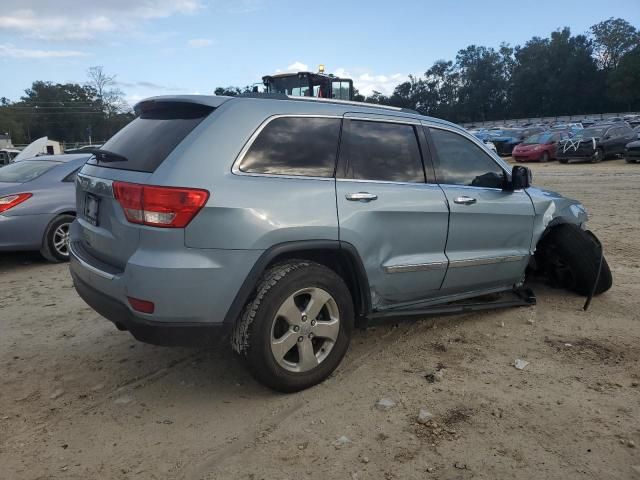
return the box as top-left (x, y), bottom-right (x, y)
top-left (540, 224), bottom-right (612, 296)
top-left (40, 214), bottom-right (74, 263)
top-left (232, 260), bottom-right (354, 392)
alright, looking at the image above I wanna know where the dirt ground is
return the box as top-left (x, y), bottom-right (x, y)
top-left (1, 158), bottom-right (639, 480)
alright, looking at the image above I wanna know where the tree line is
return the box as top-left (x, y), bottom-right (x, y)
top-left (0, 67), bottom-right (133, 145)
top-left (1, 17), bottom-right (638, 145)
top-left (358, 18), bottom-right (640, 123)
top-left (216, 18), bottom-right (640, 123)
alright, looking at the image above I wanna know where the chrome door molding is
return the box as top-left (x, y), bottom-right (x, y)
top-left (383, 261), bottom-right (448, 274)
top-left (448, 254), bottom-right (527, 269)
top-left (384, 254), bottom-right (528, 274)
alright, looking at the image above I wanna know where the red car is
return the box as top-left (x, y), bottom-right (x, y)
top-left (512, 132), bottom-right (571, 162)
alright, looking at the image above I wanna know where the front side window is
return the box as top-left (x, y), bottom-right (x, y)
top-left (239, 117), bottom-right (341, 177)
top-left (429, 128), bottom-right (504, 189)
top-left (341, 120), bottom-right (425, 183)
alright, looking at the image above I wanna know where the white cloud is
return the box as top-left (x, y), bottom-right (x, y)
top-left (0, 44), bottom-right (87, 59)
top-left (287, 61), bottom-right (309, 72)
top-left (188, 38), bottom-right (214, 48)
top-left (334, 68), bottom-right (407, 96)
top-left (0, 1), bottom-right (204, 41)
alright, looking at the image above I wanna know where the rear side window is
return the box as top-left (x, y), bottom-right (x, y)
top-left (89, 102), bottom-right (213, 173)
top-left (239, 117), bottom-right (341, 177)
top-left (0, 160), bottom-right (58, 183)
top-left (429, 128), bottom-right (504, 189)
top-left (341, 120), bottom-right (425, 183)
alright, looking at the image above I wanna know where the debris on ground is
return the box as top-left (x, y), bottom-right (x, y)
top-left (376, 398), bottom-right (396, 411)
top-left (49, 389), bottom-right (64, 400)
top-left (333, 436), bottom-right (352, 449)
top-left (514, 359), bottom-right (529, 370)
top-left (417, 409), bottom-right (433, 424)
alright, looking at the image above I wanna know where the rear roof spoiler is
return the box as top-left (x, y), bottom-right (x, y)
top-left (134, 95), bottom-right (233, 115)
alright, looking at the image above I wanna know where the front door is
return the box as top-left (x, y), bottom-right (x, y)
top-left (427, 125), bottom-right (535, 295)
top-left (336, 116), bottom-right (449, 308)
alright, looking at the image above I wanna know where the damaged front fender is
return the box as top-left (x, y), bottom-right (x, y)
top-left (526, 187), bottom-right (589, 252)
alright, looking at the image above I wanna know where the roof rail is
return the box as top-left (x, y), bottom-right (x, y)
top-left (237, 91), bottom-right (420, 115)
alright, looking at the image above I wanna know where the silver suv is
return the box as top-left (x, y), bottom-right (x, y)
top-left (69, 95), bottom-right (611, 391)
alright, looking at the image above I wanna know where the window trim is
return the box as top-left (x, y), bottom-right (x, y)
top-left (425, 124), bottom-right (511, 191)
top-left (336, 117), bottom-right (428, 185)
top-left (232, 114), bottom-right (342, 181)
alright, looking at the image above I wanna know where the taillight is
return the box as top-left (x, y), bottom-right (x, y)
top-left (0, 193), bottom-right (32, 213)
top-left (112, 182), bottom-right (209, 228)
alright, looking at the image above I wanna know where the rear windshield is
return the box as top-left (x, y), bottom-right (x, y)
top-left (0, 160), bottom-right (58, 183)
top-left (88, 102), bottom-right (214, 172)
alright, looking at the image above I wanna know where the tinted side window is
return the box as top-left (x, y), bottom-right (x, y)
top-left (429, 128), bottom-right (504, 189)
top-left (239, 117), bottom-right (341, 177)
top-left (342, 120), bottom-right (424, 183)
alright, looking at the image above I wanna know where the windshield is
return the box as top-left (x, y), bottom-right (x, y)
top-left (266, 76), bottom-right (310, 96)
top-left (577, 127), bottom-right (606, 138)
top-left (0, 160), bottom-right (58, 183)
top-left (523, 133), bottom-right (553, 144)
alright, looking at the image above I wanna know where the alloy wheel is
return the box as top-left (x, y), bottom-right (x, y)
top-left (53, 223), bottom-right (70, 257)
top-left (270, 287), bottom-right (340, 373)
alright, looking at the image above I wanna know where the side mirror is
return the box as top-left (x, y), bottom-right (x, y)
top-left (509, 165), bottom-right (532, 190)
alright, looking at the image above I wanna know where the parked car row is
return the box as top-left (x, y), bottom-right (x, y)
top-left (468, 119), bottom-right (640, 163)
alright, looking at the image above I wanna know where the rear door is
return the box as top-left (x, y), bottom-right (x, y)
top-left (336, 115), bottom-right (449, 307)
top-left (426, 125), bottom-right (534, 295)
top-left (74, 101), bottom-right (215, 269)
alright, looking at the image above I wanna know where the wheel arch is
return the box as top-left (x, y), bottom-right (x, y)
top-left (223, 240), bottom-right (371, 326)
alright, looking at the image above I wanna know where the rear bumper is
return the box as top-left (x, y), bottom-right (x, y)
top-left (69, 227), bottom-right (263, 345)
top-left (71, 271), bottom-right (229, 346)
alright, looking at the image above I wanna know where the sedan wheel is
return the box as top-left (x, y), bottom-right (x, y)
top-left (53, 223), bottom-right (70, 257)
top-left (40, 214), bottom-right (75, 263)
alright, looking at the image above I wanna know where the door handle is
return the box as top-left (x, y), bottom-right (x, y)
top-left (454, 196), bottom-right (477, 205)
top-left (346, 192), bottom-right (378, 202)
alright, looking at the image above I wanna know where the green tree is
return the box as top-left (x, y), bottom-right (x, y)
top-left (607, 46), bottom-right (640, 111)
top-left (591, 17), bottom-right (639, 70)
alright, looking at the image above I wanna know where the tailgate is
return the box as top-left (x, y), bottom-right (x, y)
top-left (72, 100), bottom-right (216, 270)
top-left (76, 167), bottom-right (151, 270)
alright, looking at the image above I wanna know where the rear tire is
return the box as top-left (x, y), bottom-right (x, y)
top-left (40, 214), bottom-right (74, 263)
top-left (538, 224), bottom-right (612, 296)
top-left (233, 260), bottom-right (354, 392)
top-left (590, 148), bottom-right (604, 163)
top-left (559, 158), bottom-right (568, 164)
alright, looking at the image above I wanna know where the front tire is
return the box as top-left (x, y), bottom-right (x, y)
top-left (590, 148), bottom-right (604, 163)
top-left (538, 224), bottom-right (612, 296)
top-left (540, 152), bottom-right (550, 163)
top-left (233, 260), bottom-right (354, 392)
top-left (40, 214), bottom-right (74, 263)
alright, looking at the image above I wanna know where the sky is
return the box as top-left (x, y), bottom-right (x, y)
top-left (1, 0), bottom-right (639, 106)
